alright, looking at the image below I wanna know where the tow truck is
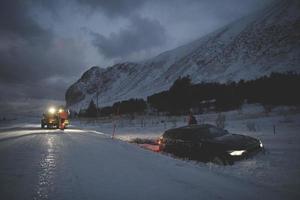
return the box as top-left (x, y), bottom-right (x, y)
top-left (41, 107), bottom-right (69, 129)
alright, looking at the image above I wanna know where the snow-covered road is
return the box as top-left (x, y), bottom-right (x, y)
top-left (0, 125), bottom-right (292, 200)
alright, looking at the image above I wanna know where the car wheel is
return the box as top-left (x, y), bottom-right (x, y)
top-left (211, 156), bottom-right (224, 165)
top-left (211, 156), bottom-right (232, 165)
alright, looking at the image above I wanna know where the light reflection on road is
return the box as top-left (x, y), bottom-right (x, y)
top-left (0, 125), bottom-right (108, 199)
top-left (34, 136), bottom-right (56, 200)
top-left (0, 128), bottom-right (87, 141)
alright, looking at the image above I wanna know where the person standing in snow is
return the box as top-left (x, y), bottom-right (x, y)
top-left (188, 112), bottom-right (197, 125)
top-left (58, 107), bottom-right (68, 130)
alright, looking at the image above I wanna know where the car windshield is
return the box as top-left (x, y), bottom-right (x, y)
top-left (163, 125), bottom-right (229, 141)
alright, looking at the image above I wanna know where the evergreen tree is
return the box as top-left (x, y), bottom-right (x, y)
top-left (147, 72), bottom-right (300, 114)
top-left (86, 100), bottom-right (97, 117)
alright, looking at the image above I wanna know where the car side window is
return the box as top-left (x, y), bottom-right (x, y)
top-left (208, 127), bottom-right (228, 138)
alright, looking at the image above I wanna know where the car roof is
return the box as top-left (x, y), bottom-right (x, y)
top-left (163, 124), bottom-right (227, 140)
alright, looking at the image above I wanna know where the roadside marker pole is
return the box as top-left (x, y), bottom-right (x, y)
top-left (112, 122), bottom-right (116, 139)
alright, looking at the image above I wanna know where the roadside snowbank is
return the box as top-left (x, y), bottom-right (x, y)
top-left (71, 105), bottom-right (300, 199)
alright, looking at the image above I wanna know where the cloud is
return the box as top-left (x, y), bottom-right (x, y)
top-left (91, 15), bottom-right (167, 59)
top-left (0, 36), bottom-right (86, 101)
top-left (77, 0), bottom-right (269, 60)
top-left (0, 0), bottom-right (50, 40)
top-left (76, 0), bottom-right (144, 18)
top-left (0, 0), bottom-right (271, 109)
top-left (0, 0), bottom-right (51, 82)
top-left (0, 0), bottom-right (86, 100)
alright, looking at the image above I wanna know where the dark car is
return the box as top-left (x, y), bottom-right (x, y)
top-left (158, 124), bottom-right (263, 165)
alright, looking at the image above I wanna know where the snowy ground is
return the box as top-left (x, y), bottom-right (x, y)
top-left (0, 104), bottom-right (299, 199)
top-left (1, 123), bottom-right (287, 200)
top-left (69, 104), bottom-right (300, 199)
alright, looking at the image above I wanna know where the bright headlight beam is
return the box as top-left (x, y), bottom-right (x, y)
top-left (228, 150), bottom-right (246, 156)
top-left (259, 141), bottom-right (263, 148)
top-left (48, 107), bottom-right (56, 114)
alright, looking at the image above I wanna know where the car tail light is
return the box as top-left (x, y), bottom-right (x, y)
top-left (158, 139), bottom-right (162, 145)
top-left (158, 136), bottom-right (164, 145)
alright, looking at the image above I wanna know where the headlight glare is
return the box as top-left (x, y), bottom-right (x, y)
top-left (48, 107), bottom-right (56, 114)
top-left (228, 150), bottom-right (246, 156)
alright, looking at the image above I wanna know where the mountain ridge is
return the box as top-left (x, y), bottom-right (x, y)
top-left (66, 0), bottom-right (300, 111)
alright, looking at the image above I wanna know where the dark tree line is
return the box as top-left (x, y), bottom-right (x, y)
top-left (78, 72), bottom-right (300, 117)
top-left (147, 76), bottom-right (194, 114)
top-left (101, 98), bottom-right (147, 116)
top-left (147, 72), bottom-right (300, 114)
top-left (80, 98), bottom-right (147, 117)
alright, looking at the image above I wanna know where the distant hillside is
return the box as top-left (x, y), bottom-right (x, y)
top-left (66, 0), bottom-right (300, 111)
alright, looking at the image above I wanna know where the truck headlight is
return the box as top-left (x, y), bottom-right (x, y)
top-left (48, 107), bottom-right (56, 114)
top-left (228, 150), bottom-right (246, 156)
top-left (259, 141), bottom-right (263, 148)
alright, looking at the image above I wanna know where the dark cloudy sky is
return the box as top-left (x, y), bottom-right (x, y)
top-left (0, 0), bottom-right (271, 114)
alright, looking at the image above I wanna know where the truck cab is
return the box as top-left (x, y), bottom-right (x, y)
top-left (41, 107), bottom-right (69, 129)
top-left (41, 107), bottom-right (59, 129)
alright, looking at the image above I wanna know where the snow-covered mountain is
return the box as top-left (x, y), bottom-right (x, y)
top-left (66, 0), bottom-right (300, 111)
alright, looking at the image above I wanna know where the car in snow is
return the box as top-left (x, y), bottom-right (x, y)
top-left (158, 124), bottom-right (264, 165)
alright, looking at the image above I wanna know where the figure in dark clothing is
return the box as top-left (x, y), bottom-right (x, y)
top-left (58, 108), bottom-right (68, 130)
top-left (188, 113), bottom-right (197, 125)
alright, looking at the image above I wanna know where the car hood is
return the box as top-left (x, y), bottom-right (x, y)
top-left (213, 134), bottom-right (260, 150)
